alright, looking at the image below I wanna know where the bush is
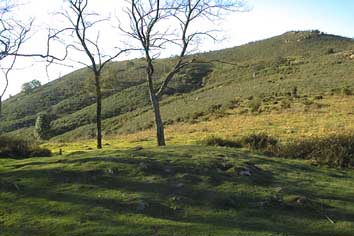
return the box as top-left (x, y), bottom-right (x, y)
top-left (29, 148), bottom-right (52, 157)
top-left (208, 104), bottom-right (223, 113)
top-left (200, 136), bottom-right (242, 148)
top-left (243, 133), bottom-right (354, 168)
top-left (249, 99), bottom-right (262, 113)
top-left (326, 48), bottom-right (335, 54)
top-left (34, 112), bottom-right (52, 140)
top-left (242, 133), bottom-right (278, 150)
top-left (278, 135), bottom-right (354, 168)
top-left (291, 86), bottom-right (298, 98)
top-left (343, 88), bottom-right (353, 96)
top-left (280, 100), bottom-right (291, 109)
top-left (0, 136), bottom-right (52, 158)
top-left (199, 133), bottom-right (354, 168)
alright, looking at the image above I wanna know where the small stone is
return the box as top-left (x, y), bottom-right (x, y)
top-left (136, 200), bottom-right (148, 212)
top-left (175, 183), bottom-right (184, 188)
top-left (105, 168), bottom-right (114, 175)
top-left (139, 163), bottom-right (148, 170)
top-left (131, 146), bottom-right (144, 151)
top-left (239, 170), bottom-right (252, 176)
top-left (296, 196), bottom-right (308, 205)
top-left (258, 201), bottom-right (268, 207)
top-left (13, 182), bottom-right (20, 191)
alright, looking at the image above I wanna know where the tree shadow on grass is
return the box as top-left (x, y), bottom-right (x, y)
top-left (1, 146), bottom-right (353, 236)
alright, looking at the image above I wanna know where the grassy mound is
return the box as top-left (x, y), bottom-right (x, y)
top-left (0, 146), bottom-right (353, 235)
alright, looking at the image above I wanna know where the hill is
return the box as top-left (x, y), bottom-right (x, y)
top-left (1, 30), bottom-right (354, 140)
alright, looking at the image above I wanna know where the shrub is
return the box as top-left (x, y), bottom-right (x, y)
top-left (343, 88), bottom-right (353, 96)
top-left (326, 48), bottom-right (335, 54)
top-left (200, 136), bottom-right (242, 148)
top-left (303, 98), bottom-right (314, 106)
top-left (29, 148), bottom-right (52, 157)
top-left (208, 104), bottom-right (223, 113)
top-left (226, 99), bottom-right (240, 109)
top-left (280, 100), bottom-right (291, 109)
top-left (249, 99), bottom-right (262, 113)
top-left (241, 133), bottom-right (278, 150)
top-left (0, 136), bottom-right (51, 158)
top-left (21, 79), bottom-right (42, 93)
top-left (291, 86), bottom-right (298, 98)
top-left (331, 87), bottom-right (353, 96)
top-left (278, 135), bottom-right (354, 168)
top-left (199, 133), bottom-right (354, 168)
top-left (34, 112), bottom-right (52, 140)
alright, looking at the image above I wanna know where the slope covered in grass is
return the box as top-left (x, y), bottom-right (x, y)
top-left (1, 30), bottom-right (354, 139)
top-left (0, 145), bottom-right (353, 236)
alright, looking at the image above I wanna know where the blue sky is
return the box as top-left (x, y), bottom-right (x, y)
top-left (224, 0), bottom-right (354, 45)
top-left (1, 0), bottom-right (354, 99)
top-left (267, 0), bottom-right (354, 36)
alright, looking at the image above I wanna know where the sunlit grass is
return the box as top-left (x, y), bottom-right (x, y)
top-left (43, 95), bottom-right (354, 154)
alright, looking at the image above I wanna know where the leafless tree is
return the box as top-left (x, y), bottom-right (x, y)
top-left (0, 0), bottom-right (69, 117)
top-left (123, 0), bottom-right (245, 146)
top-left (49, 0), bottom-right (131, 149)
top-left (0, 0), bottom-right (32, 116)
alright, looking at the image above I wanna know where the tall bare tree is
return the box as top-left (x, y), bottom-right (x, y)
top-left (0, 0), bottom-right (68, 117)
top-left (0, 0), bottom-right (32, 116)
top-left (49, 0), bottom-right (130, 149)
top-left (123, 0), bottom-right (245, 146)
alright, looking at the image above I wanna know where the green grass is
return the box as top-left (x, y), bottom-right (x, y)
top-left (1, 145), bottom-right (354, 236)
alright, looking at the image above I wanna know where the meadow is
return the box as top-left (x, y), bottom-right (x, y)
top-left (1, 145), bottom-right (354, 236)
top-left (1, 31), bottom-right (354, 236)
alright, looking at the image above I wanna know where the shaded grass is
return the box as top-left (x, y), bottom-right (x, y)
top-left (0, 145), bottom-right (354, 235)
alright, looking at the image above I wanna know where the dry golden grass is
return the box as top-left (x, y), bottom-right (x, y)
top-left (125, 95), bottom-right (354, 144)
top-left (44, 95), bottom-right (354, 151)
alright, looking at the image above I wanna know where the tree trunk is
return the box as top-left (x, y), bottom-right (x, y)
top-left (146, 55), bottom-right (166, 146)
top-left (95, 74), bottom-right (102, 149)
top-left (0, 96), bottom-right (2, 117)
top-left (149, 92), bottom-right (166, 146)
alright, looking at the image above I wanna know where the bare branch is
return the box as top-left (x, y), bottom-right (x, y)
top-left (121, 0), bottom-right (246, 146)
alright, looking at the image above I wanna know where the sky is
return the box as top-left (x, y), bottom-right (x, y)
top-left (1, 0), bottom-right (354, 99)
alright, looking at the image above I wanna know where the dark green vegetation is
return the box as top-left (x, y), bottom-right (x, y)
top-left (0, 146), bottom-right (354, 236)
top-left (0, 136), bottom-right (51, 158)
top-left (202, 134), bottom-right (354, 168)
top-left (34, 112), bottom-right (52, 140)
top-left (1, 31), bottom-right (354, 140)
top-left (276, 135), bottom-right (354, 168)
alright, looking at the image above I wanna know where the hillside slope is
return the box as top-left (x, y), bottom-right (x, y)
top-left (1, 30), bottom-right (354, 140)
